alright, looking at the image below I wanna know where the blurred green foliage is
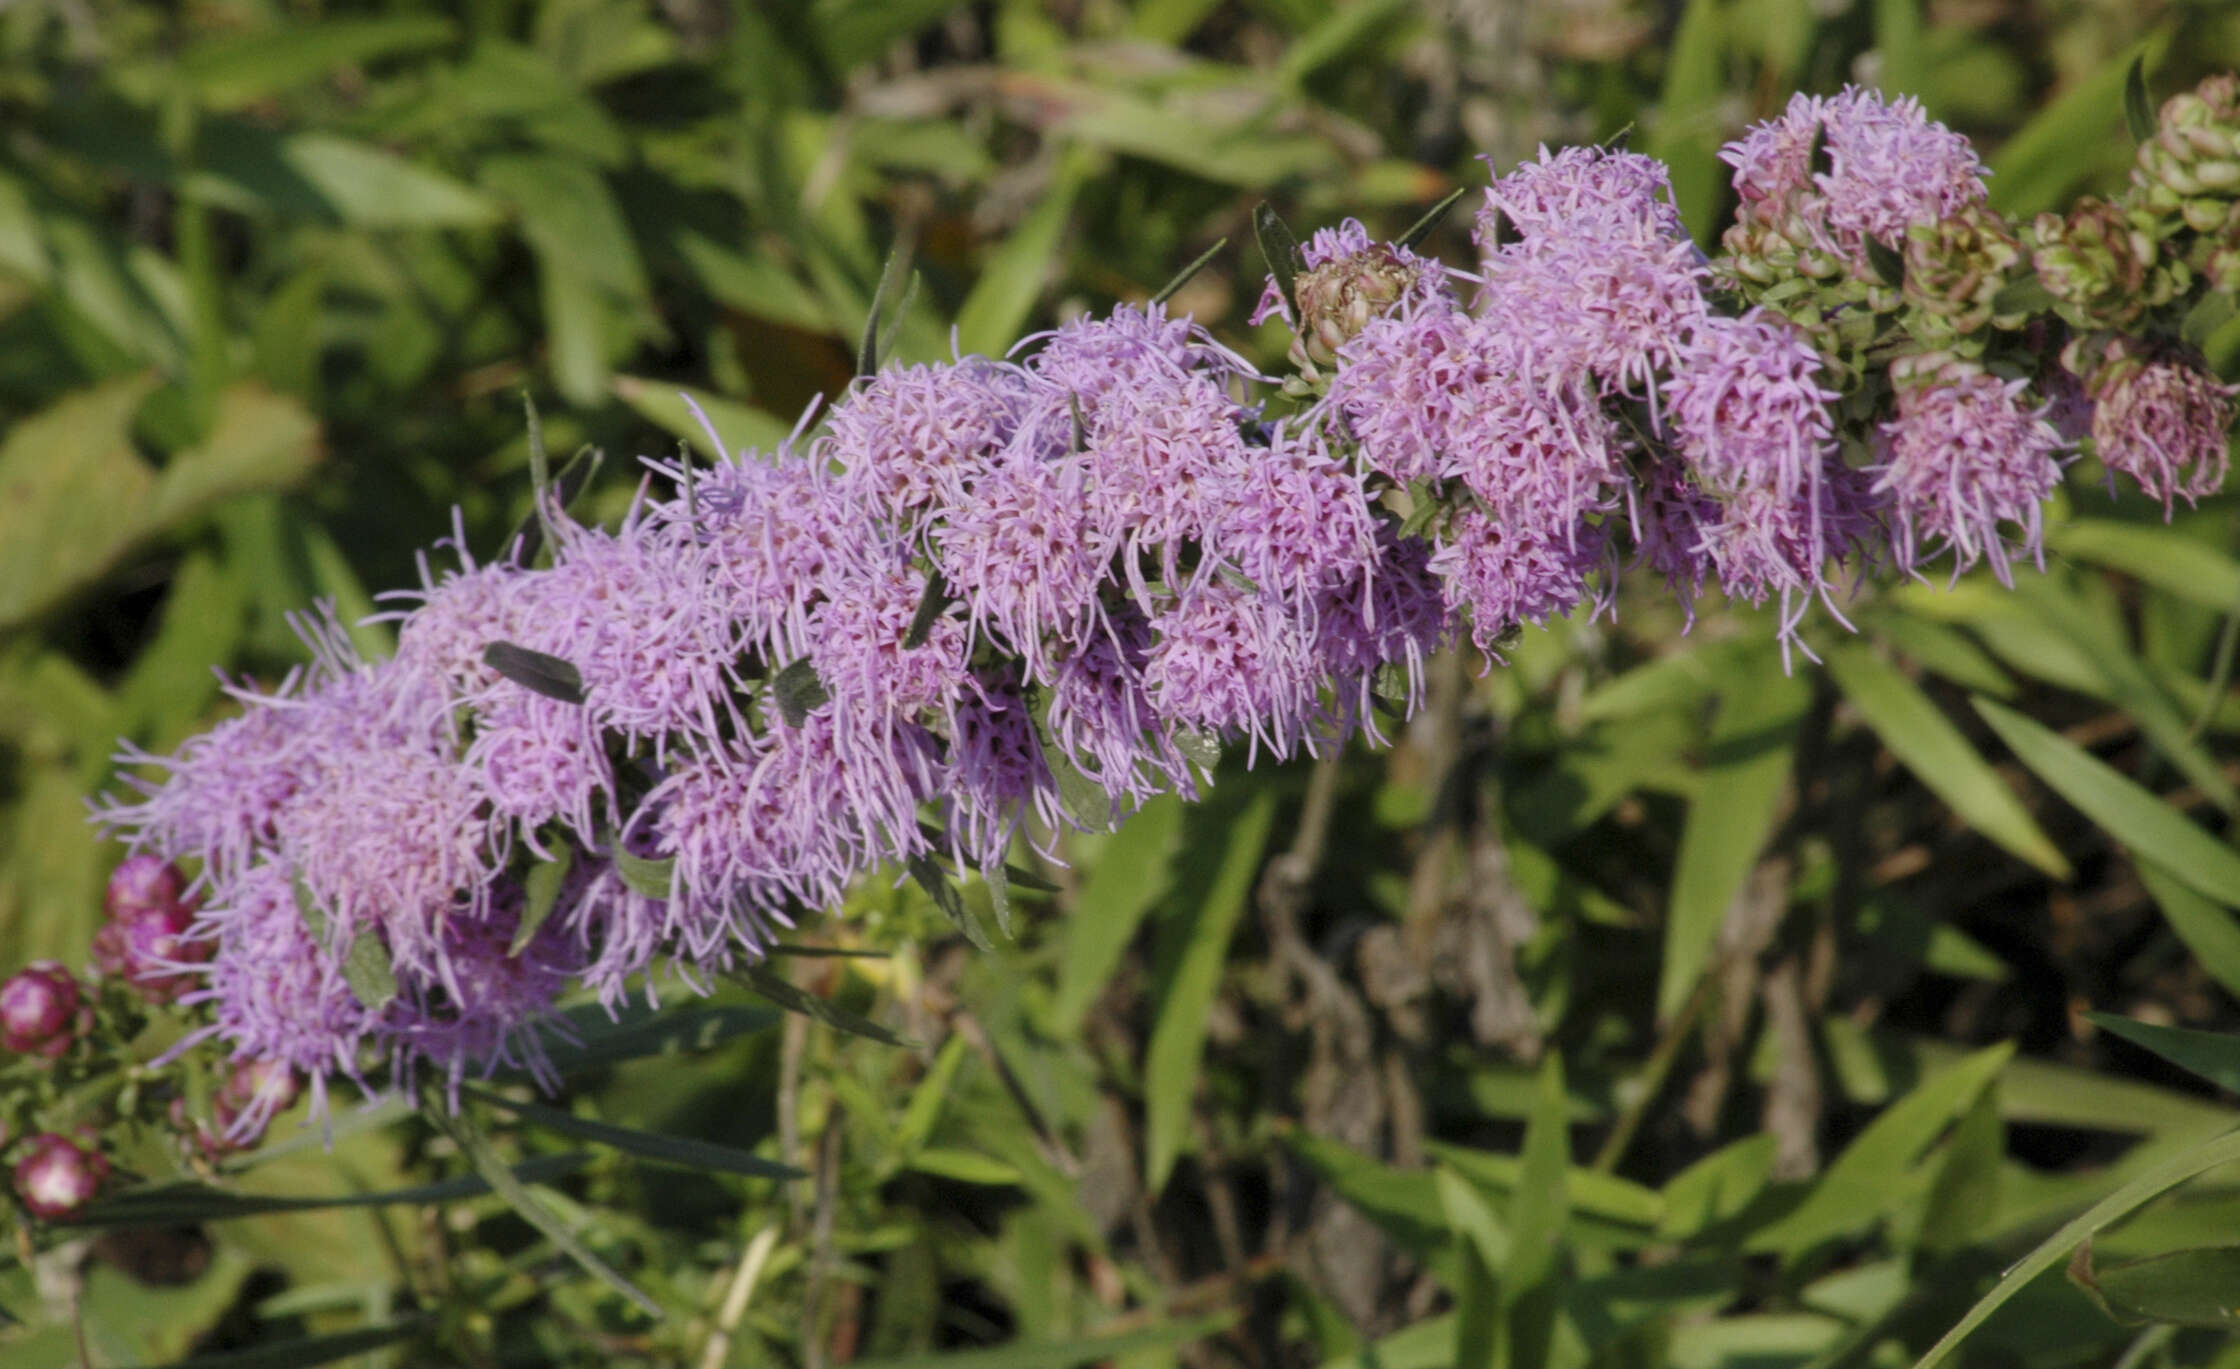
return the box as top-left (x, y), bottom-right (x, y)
top-left (15, 1), bottom-right (2240, 1367)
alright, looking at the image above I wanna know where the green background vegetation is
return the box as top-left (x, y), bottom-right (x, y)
top-left (11, 1), bottom-right (2240, 1366)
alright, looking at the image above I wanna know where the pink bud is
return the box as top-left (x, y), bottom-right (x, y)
top-left (92, 905), bottom-right (208, 1004)
top-left (0, 962), bottom-right (83, 1057)
top-left (13, 1132), bottom-right (108, 1218)
top-left (104, 854), bottom-right (189, 922)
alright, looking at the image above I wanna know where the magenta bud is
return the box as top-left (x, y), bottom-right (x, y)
top-left (13, 1132), bottom-right (108, 1218)
top-left (0, 962), bottom-right (84, 1057)
top-left (92, 906), bottom-right (208, 1004)
top-left (104, 854), bottom-right (189, 922)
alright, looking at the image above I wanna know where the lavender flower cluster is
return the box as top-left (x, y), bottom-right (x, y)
top-left (82, 81), bottom-right (2240, 1132)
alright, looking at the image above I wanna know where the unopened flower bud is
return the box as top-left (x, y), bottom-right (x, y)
top-left (93, 903), bottom-right (207, 1004)
top-left (1904, 204), bottom-right (2026, 341)
top-left (2134, 74), bottom-right (2240, 234)
top-left (0, 962), bottom-right (86, 1058)
top-left (2031, 197), bottom-right (2159, 329)
top-left (104, 854), bottom-right (188, 922)
top-left (1290, 247), bottom-right (1425, 372)
top-left (13, 1132), bottom-right (108, 1219)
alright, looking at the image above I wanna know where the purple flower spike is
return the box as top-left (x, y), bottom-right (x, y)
top-left (1, 962), bottom-right (85, 1058)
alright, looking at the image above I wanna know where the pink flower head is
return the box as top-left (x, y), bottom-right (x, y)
top-left (934, 454), bottom-right (1103, 677)
top-left (1659, 312), bottom-right (1871, 639)
top-left (2089, 345), bottom-right (2237, 513)
top-left (1477, 146), bottom-right (1709, 387)
top-left (1, 962), bottom-right (84, 1058)
top-left (1328, 305), bottom-right (1488, 486)
top-left (1723, 86), bottom-right (1989, 266)
top-left (1144, 576), bottom-right (1321, 762)
top-left (1876, 363), bottom-right (2066, 583)
top-left (182, 862), bottom-right (374, 1107)
top-left (1429, 509), bottom-right (1608, 653)
top-left (14, 1132), bottom-right (108, 1218)
top-left (831, 357), bottom-right (1034, 518)
top-left (671, 451), bottom-right (853, 661)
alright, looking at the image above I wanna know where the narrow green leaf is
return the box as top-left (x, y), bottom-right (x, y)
top-left (1975, 697), bottom-right (2240, 908)
top-left (1988, 275), bottom-right (2054, 317)
top-left (1658, 657), bottom-right (1809, 1020)
top-left (1285, 1130), bottom-right (1450, 1255)
top-left (523, 1001), bottom-right (778, 1080)
top-left (1144, 789), bottom-right (1276, 1194)
top-left (612, 377), bottom-right (791, 459)
top-left (841, 1314), bottom-right (1235, 1369)
top-left (277, 134), bottom-right (500, 228)
top-left (1865, 235), bottom-right (1907, 289)
top-left (1150, 236), bottom-right (1228, 307)
top-left (612, 847), bottom-right (674, 900)
top-left (907, 1147), bottom-right (1022, 1186)
top-left (1253, 203), bottom-right (1301, 313)
top-left (2083, 1245), bottom-right (2240, 1326)
top-left (425, 1103), bottom-right (661, 1319)
top-left (908, 853), bottom-right (993, 950)
top-left (465, 1088), bottom-right (802, 1181)
top-left (1050, 797), bottom-right (1183, 1035)
top-left (1435, 1166), bottom-right (1510, 1270)
top-left (903, 571), bottom-right (951, 650)
top-left (2086, 1013), bottom-right (2240, 1094)
top-left (1437, 1170), bottom-right (1502, 1369)
top-left (1504, 1053), bottom-right (1569, 1369)
top-left (734, 963), bottom-right (912, 1048)
top-left (513, 846), bottom-right (573, 956)
top-left (1827, 645), bottom-right (2069, 877)
top-left (135, 1314), bottom-right (435, 1369)
top-left (859, 244), bottom-right (912, 378)
top-left (483, 641), bottom-right (585, 705)
top-left (984, 859), bottom-right (1015, 940)
top-left (1918, 1081), bottom-right (2003, 1258)
top-left (1397, 186), bottom-right (1470, 250)
top-left (772, 657), bottom-right (829, 726)
top-left (1747, 1042), bottom-right (2012, 1254)
top-left (339, 930), bottom-right (399, 1013)
top-left (1275, 0), bottom-right (1413, 87)
top-left (2125, 55), bottom-right (2157, 144)
top-left (2051, 519), bottom-right (2240, 614)
top-left (63, 1154), bottom-right (593, 1228)
top-left (1990, 35), bottom-right (2170, 215)
top-left (955, 151), bottom-right (1091, 356)
top-left (1910, 1127), bottom-right (2240, 1369)
top-left (181, 17), bottom-right (457, 109)
top-left (1645, 0), bottom-right (1727, 243)
top-left (2138, 862), bottom-right (2240, 1002)
top-left (1508, 1053), bottom-right (1571, 1288)
top-left (1172, 727), bottom-right (1221, 771)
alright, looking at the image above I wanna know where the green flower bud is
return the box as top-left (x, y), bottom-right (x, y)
top-left (1904, 204), bottom-right (2025, 341)
top-left (2030, 197), bottom-right (2155, 329)
top-left (2133, 74), bottom-right (2240, 235)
